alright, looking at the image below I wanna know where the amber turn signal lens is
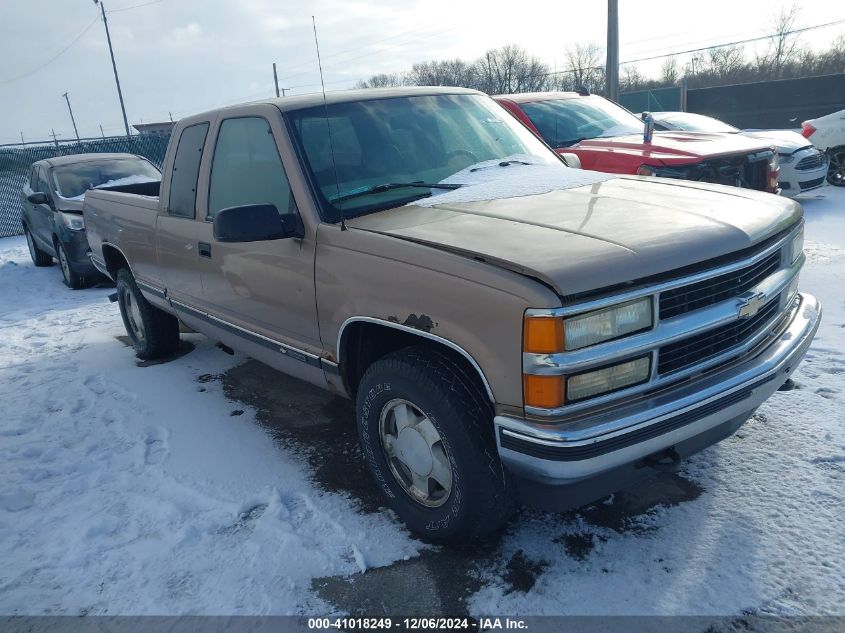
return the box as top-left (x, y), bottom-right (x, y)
top-left (523, 374), bottom-right (565, 409)
top-left (523, 317), bottom-right (564, 354)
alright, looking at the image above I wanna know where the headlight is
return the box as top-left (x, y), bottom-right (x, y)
top-left (567, 356), bottom-right (651, 402)
top-left (789, 226), bottom-right (804, 264)
top-left (778, 153), bottom-right (794, 165)
top-left (60, 212), bottom-right (84, 231)
top-left (564, 298), bottom-right (653, 350)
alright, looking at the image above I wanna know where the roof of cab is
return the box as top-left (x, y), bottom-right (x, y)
top-left (493, 91), bottom-right (587, 104)
top-left (34, 153), bottom-right (144, 169)
top-left (177, 86), bottom-right (484, 125)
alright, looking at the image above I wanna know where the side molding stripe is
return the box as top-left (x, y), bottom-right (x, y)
top-left (168, 298), bottom-right (337, 373)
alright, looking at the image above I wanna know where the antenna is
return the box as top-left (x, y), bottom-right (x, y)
top-left (312, 15), bottom-right (345, 230)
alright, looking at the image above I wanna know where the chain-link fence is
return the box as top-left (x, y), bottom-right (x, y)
top-left (0, 134), bottom-right (170, 238)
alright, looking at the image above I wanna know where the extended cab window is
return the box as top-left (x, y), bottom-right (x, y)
top-left (207, 117), bottom-right (296, 219)
top-left (168, 122), bottom-right (209, 218)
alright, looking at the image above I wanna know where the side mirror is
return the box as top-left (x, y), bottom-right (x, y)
top-left (559, 153), bottom-right (582, 169)
top-left (27, 192), bottom-right (49, 205)
top-left (213, 204), bottom-right (303, 243)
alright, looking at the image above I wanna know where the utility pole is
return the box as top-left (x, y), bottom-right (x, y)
top-left (50, 129), bottom-right (61, 149)
top-left (94, 0), bottom-right (131, 138)
top-left (168, 111), bottom-right (173, 122)
top-left (62, 92), bottom-right (80, 141)
top-left (606, 0), bottom-right (619, 102)
top-left (99, 124), bottom-right (106, 138)
top-left (20, 132), bottom-right (25, 146)
top-left (273, 62), bottom-right (280, 98)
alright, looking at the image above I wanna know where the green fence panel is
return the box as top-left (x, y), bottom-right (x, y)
top-left (0, 134), bottom-right (170, 238)
top-left (618, 87), bottom-right (682, 114)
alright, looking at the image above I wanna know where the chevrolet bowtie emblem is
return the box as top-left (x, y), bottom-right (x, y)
top-left (737, 291), bottom-right (767, 319)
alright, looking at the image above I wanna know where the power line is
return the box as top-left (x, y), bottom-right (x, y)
top-left (108, 0), bottom-right (163, 13)
top-left (0, 17), bottom-right (99, 86)
top-left (619, 16), bottom-right (845, 66)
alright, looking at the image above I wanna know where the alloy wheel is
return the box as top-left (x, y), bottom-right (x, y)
top-left (123, 287), bottom-right (146, 343)
top-left (828, 150), bottom-right (845, 187)
top-left (379, 398), bottom-right (453, 508)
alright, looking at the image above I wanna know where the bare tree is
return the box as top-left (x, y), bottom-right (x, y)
top-left (757, 3), bottom-right (802, 78)
top-left (354, 72), bottom-right (406, 89)
top-left (659, 56), bottom-right (680, 85)
top-left (563, 42), bottom-right (605, 93)
top-left (702, 45), bottom-right (747, 80)
top-left (472, 45), bottom-right (551, 94)
top-left (620, 65), bottom-right (646, 91)
top-left (406, 59), bottom-right (477, 88)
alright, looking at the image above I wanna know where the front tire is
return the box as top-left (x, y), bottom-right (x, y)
top-left (356, 347), bottom-right (515, 545)
top-left (116, 268), bottom-right (180, 360)
top-left (827, 146), bottom-right (845, 187)
top-left (57, 241), bottom-right (88, 289)
top-left (24, 226), bottom-right (53, 267)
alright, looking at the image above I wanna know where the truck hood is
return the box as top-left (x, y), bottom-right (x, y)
top-left (347, 176), bottom-right (801, 298)
top-left (742, 130), bottom-right (812, 153)
top-left (571, 131), bottom-right (773, 165)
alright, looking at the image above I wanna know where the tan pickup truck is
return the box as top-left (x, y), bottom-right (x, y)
top-left (84, 87), bottom-right (821, 544)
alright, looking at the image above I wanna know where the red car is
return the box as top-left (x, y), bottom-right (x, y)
top-left (494, 92), bottom-right (780, 193)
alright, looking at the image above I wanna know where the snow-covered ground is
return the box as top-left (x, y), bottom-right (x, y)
top-left (1, 187), bottom-right (844, 616)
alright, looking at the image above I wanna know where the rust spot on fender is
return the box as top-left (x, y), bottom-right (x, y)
top-left (402, 313), bottom-right (435, 333)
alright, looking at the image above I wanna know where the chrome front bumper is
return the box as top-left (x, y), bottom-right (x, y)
top-left (496, 292), bottom-right (821, 485)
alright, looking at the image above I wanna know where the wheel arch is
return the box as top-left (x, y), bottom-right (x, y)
top-left (337, 317), bottom-right (495, 403)
top-left (101, 242), bottom-right (132, 279)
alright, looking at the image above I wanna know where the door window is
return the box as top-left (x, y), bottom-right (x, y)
top-left (207, 117), bottom-right (297, 219)
top-left (168, 122), bottom-right (209, 218)
top-left (35, 167), bottom-right (51, 197)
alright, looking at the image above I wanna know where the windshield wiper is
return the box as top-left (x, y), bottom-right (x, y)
top-left (469, 160), bottom-right (532, 172)
top-left (330, 181), bottom-right (462, 204)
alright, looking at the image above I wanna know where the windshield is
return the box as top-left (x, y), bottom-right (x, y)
top-left (520, 96), bottom-right (643, 147)
top-left (52, 157), bottom-right (161, 199)
top-left (655, 112), bottom-right (739, 133)
top-left (286, 93), bottom-right (560, 221)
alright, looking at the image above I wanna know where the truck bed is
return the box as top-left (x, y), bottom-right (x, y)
top-left (83, 187), bottom-right (161, 283)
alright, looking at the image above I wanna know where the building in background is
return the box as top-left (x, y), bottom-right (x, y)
top-left (132, 122), bottom-right (175, 137)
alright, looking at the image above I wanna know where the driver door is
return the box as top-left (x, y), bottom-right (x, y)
top-left (195, 106), bottom-right (321, 357)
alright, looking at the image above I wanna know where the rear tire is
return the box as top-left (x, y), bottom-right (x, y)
top-left (356, 346), bottom-right (515, 546)
top-left (57, 241), bottom-right (88, 289)
top-left (24, 226), bottom-right (53, 267)
top-left (116, 268), bottom-right (180, 360)
top-left (827, 146), bottom-right (845, 187)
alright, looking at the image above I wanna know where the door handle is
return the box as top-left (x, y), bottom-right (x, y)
top-left (198, 242), bottom-right (211, 258)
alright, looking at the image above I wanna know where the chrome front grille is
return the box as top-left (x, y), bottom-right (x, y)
top-left (796, 152), bottom-right (824, 171)
top-left (658, 297), bottom-right (779, 374)
top-left (522, 223), bottom-right (804, 417)
top-left (659, 251), bottom-right (781, 320)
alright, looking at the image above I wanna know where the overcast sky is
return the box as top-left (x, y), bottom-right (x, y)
top-left (0, 0), bottom-right (841, 143)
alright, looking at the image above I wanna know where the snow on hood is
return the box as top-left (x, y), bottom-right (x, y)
top-left (412, 156), bottom-right (613, 208)
top-left (58, 175), bottom-right (160, 201)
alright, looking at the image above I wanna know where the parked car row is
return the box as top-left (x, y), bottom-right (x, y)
top-left (495, 91), bottom-right (781, 194)
top-left (65, 86), bottom-right (819, 544)
top-left (647, 111), bottom-right (830, 196)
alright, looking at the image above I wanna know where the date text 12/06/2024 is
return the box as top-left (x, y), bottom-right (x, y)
top-left (306, 616), bottom-right (528, 630)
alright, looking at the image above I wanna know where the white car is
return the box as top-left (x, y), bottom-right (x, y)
top-left (650, 111), bottom-right (828, 197)
top-left (802, 109), bottom-right (845, 187)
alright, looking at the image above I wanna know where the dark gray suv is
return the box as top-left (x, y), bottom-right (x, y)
top-left (21, 153), bottom-right (160, 288)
